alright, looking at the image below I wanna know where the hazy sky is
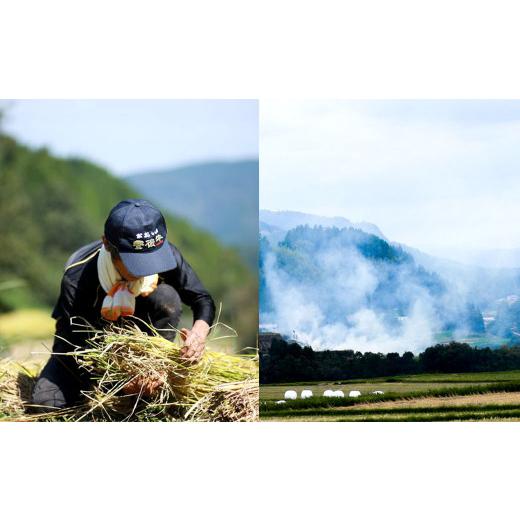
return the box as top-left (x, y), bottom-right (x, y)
top-left (1, 99), bottom-right (258, 175)
top-left (260, 100), bottom-right (520, 253)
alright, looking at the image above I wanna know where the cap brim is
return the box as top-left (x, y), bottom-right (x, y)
top-left (119, 242), bottom-right (177, 277)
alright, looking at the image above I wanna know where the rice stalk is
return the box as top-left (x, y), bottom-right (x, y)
top-left (0, 360), bottom-right (38, 419)
top-left (0, 318), bottom-right (258, 422)
top-left (185, 380), bottom-right (259, 422)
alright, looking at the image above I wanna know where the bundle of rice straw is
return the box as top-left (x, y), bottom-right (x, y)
top-left (66, 321), bottom-right (258, 421)
top-left (0, 318), bottom-right (258, 422)
top-left (186, 380), bottom-right (259, 422)
top-left (0, 361), bottom-right (38, 420)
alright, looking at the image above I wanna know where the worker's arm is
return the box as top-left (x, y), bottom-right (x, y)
top-left (180, 319), bottom-right (210, 362)
top-left (164, 244), bottom-right (216, 326)
top-left (163, 244), bottom-right (216, 361)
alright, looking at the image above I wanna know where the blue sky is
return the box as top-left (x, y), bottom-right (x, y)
top-left (1, 100), bottom-right (258, 175)
top-left (260, 100), bottom-right (520, 253)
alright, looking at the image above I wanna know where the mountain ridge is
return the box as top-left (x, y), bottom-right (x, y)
top-left (259, 214), bottom-right (519, 350)
top-left (260, 209), bottom-right (386, 240)
top-left (127, 160), bottom-right (258, 268)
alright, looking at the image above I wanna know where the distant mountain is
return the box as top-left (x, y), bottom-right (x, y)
top-left (260, 225), bottom-right (484, 339)
top-left (127, 160), bottom-right (258, 267)
top-left (423, 247), bottom-right (520, 270)
top-left (399, 243), bottom-right (520, 310)
top-left (260, 209), bottom-right (386, 240)
top-left (260, 209), bottom-right (520, 312)
top-left (260, 210), bottom-right (520, 349)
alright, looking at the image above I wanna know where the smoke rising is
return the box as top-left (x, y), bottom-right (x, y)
top-left (259, 224), bottom-right (496, 354)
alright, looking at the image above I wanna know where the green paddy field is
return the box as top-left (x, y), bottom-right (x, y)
top-left (260, 371), bottom-right (520, 421)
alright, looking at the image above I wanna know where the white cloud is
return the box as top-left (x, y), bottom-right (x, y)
top-left (260, 100), bottom-right (520, 251)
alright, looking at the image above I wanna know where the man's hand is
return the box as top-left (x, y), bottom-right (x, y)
top-left (180, 320), bottom-right (210, 363)
top-left (122, 372), bottom-right (165, 397)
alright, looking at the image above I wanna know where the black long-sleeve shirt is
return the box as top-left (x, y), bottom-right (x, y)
top-left (51, 240), bottom-right (215, 353)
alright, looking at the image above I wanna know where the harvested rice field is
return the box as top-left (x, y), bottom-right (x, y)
top-left (260, 371), bottom-right (520, 421)
top-left (1, 322), bottom-right (258, 422)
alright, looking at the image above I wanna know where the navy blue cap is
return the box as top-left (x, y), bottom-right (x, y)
top-left (104, 199), bottom-right (177, 277)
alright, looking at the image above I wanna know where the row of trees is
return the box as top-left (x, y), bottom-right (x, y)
top-left (260, 335), bottom-right (520, 383)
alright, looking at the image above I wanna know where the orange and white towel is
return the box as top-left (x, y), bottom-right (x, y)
top-left (97, 245), bottom-right (158, 321)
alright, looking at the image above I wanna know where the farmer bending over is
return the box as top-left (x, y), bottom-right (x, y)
top-left (32, 199), bottom-right (216, 409)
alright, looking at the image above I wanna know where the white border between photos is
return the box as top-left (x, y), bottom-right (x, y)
top-left (1, 423), bottom-right (519, 519)
top-left (1, 0), bottom-right (520, 98)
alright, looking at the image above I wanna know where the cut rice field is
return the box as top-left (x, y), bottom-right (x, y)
top-left (260, 371), bottom-right (520, 421)
top-left (1, 320), bottom-right (258, 422)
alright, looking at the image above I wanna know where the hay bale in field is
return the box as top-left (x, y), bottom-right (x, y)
top-left (276, 400), bottom-right (286, 405)
top-left (323, 389), bottom-right (334, 397)
top-left (349, 390), bottom-right (361, 397)
top-left (372, 390), bottom-right (384, 395)
top-left (333, 390), bottom-right (344, 398)
top-left (284, 390), bottom-right (297, 400)
top-left (301, 389), bottom-right (313, 399)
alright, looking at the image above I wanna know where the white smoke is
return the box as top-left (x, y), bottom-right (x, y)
top-left (261, 241), bottom-right (442, 354)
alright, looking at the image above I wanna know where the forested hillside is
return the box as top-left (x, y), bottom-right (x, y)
top-left (260, 225), bottom-right (485, 348)
top-left (0, 134), bottom-right (257, 348)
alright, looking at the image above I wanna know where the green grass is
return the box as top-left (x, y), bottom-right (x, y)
top-left (265, 408), bottom-right (520, 422)
top-left (260, 370), bottom-right (520, 421)
top-left (265, 403), bottom-right (520, 416)
top-left (261, 381), bottom-right (520, 411)
top-left (261, 370), bottom-right (520, 401)
top-left (263, 382), bottom-right (485, 403)
top-left (384, 371), bottom-right (520, 383)
top-left (264, 403), bottom-right (520, 421)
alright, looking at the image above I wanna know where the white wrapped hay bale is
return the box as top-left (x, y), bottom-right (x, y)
top-left (276, 400), bottom-right (287, 404)
top-left (349, 390), bottom-right (361, 397)
top-left (301, 390), bottom-right (313, 399)
top-left (284, 390), bottom-right (297, 400)
top-left (323, 389), bottom-right (334, 397)
top-left (372, 390), bottom-right (384, 395)
top-left (333, 390), bottom-right (345, 398)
